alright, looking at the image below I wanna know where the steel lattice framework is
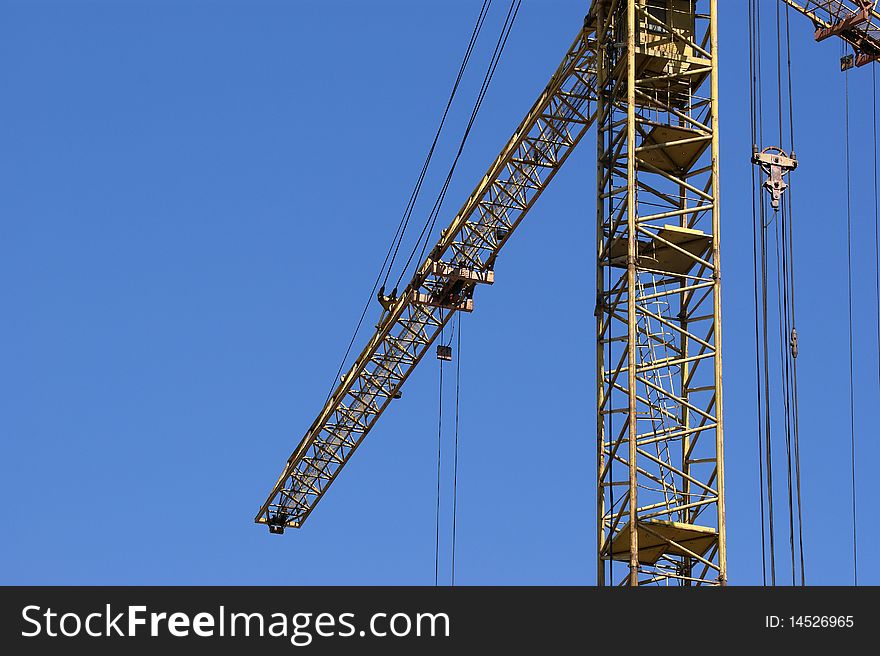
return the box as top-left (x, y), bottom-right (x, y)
top-left (256, 23), bottom-right (600, 532)
top-left (594, 0), bottom-right (725, 586)
top-left (255, 0), bottom-right (871, 587)
top-left (782, 1), bottom-right (880, 68)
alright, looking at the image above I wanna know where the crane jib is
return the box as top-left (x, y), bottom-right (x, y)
top-left (255, 20), bottom-right (600, 532)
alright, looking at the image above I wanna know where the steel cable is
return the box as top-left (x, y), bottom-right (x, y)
top-left (396, 0), bottom-right (523, 291)
top-left (843, 66), bottom-right (859, 586)
top-left (323, 1), bottom-right (494, 403)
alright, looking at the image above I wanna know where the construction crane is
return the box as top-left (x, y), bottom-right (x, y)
top-left (255, 0), bottom-right (880, 586)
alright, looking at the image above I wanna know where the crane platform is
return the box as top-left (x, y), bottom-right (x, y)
top-left (637, 124), bottom-right (712, 174)
top-left (609, 520), bottom-right (718, 566)
top-left (609, 225), bottom-right (712, 276)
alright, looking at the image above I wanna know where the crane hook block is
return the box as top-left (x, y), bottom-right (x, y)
top-left (752, 146), bottom-right (798, 211)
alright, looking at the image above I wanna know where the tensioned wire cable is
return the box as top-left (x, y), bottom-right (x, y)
top-left (781, 0), bottom-right (806, 587)
top-left (874, 66), bottom-right (880, 582)
top-left (774, 0), bottom-right (805, 588)
top-left (382, 0), bottom-right (493, 293)
top-left (322, 1), bottom-right (494, 403)
top-left (395, 0), bottom-right (523, 291)
top-left (750, 0), bottom-right (777, 587)
top-left (434, 313), bottom-right (462, 587)
top-left (451, 319), bottom-right (462, 586)
top-left (749, 0), bottom-right (769, 587)
top-left (434, 356), bottom-right (444, 587)
top-left (772, 0), bottom-right (797, 588)
top-left (432, 313), bottom-right (463, 587)
top-left (843, 62), bottom-right (858, 586)
top-left (416, 1), bottom-right (520, 587)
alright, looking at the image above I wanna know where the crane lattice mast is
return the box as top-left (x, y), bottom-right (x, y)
top-left (594, 0), bottom-right (724, 587)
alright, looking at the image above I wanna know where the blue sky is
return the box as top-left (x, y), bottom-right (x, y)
top-left (1, 0), bottom-right (877, 585)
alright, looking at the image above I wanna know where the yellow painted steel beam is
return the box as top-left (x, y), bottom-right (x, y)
top-left (256, 20), bottom-right (600, 532)
top-left (594, 0), bottom-right (724, 586)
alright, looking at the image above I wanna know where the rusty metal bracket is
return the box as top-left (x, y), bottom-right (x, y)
top-left (815, 1), bottom-right (875, 42)
top-left (752, 146), bottom-right (798, 211)
top-left (814, 1), bottom-right (880, 69)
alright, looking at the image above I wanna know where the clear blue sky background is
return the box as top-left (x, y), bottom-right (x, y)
top-left (2, 0), bottom-right (878, 585)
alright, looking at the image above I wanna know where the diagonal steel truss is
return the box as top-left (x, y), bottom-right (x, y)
top-left (252, 0), bottom-right (878, 587)
top-left (255, 23), bottom-right (600, 532)
top-left (593, 0), bottom-right (726, 586)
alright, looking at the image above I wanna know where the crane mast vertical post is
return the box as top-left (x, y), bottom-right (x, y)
top-left (709, 0), bottom-right (727, 585)
top-left (625, 0), bottom-right (641, 589)
top-left (594, 0), bottom-right (608, 591)
top-left (594, 0), bottom-right (725, 586)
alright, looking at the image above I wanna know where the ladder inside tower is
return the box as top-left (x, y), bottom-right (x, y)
top-left (635, 270), bottom-right (682, 520)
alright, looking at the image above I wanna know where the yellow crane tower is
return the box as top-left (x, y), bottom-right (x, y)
top-left (255, 0), bottom-right (880, 586)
